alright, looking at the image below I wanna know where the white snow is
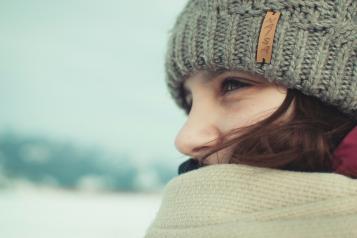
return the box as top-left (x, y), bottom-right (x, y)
top-left (0, 188), bottom-right (162, 238)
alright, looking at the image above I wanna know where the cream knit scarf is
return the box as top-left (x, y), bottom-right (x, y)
top-left (144, 164), bottom-right (357, 238)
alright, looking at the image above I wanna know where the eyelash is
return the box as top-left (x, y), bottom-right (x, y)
top-left (185, 78), bottom-right (251, 110)
top-left (221, 78), bottom-right (250, 94)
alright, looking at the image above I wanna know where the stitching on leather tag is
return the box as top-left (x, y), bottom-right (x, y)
top-left (256, 10), bottom-right (281, 64)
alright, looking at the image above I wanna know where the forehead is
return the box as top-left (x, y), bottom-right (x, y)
top-left (183, 69), bottom-right (268, 92)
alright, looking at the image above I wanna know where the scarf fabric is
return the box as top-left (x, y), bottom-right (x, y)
top-left (144, 164), bottom-right (357, 238)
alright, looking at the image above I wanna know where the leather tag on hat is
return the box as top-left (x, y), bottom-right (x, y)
top-left (256, 11), bottom-right (281, 64)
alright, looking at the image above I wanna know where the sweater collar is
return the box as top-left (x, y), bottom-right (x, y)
top-left (332, 126), bottom-right (357, 178)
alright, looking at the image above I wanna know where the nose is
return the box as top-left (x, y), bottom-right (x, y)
top-left (175, 110), bottom-right (222, 159)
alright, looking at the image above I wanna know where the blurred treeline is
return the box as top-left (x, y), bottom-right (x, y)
top-left (0, 131), bottom-right (176, 192)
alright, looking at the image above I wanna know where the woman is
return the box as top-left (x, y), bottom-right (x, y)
top-left (145, 0), bottom-right (357, 237)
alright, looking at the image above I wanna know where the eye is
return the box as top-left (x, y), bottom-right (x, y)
top-left (184, 78), bottom-right (251, 114)
top-left (221, 78), bottom-right (250, 94)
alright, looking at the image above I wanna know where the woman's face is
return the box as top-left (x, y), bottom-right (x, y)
top-left (174, 70), bottom-right (293, 165)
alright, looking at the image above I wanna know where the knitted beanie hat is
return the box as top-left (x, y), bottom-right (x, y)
top-left (164, 0), bottom-right (357, 118)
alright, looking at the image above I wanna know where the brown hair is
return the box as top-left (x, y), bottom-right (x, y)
top-left (198, 88), bottom-right (357, 174)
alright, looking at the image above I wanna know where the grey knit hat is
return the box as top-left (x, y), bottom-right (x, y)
top-left (164, 0), bottom-right (357, 118)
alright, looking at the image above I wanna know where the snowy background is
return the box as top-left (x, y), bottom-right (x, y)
top-left (0, 0), bottom-right (189, 237)
top-left (0, 187), bottom-right (162, 238)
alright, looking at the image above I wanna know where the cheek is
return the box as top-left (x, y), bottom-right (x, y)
top-left (247, 90), bottom-right (287, 123)
top-left (218, 97), bottom-right (258, 132)
top-left (219, 108), bottom-right (252, 133)
top-left (220, 88), bottom-right (287, 130)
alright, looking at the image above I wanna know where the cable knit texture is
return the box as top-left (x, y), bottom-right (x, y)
top-left (165, 0), bottom-right (357, 118)
top-left (144, 164), bottom-right (357, 238)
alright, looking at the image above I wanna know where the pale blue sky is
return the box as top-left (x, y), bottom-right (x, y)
top-left (0, 0), bottom-right (189, 164)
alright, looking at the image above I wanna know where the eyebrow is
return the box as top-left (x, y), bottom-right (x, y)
top-left (183, 69), bottom-right (226, 92)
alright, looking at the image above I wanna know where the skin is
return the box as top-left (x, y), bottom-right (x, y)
top-left (174, 70), bottom-right (294, 165)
